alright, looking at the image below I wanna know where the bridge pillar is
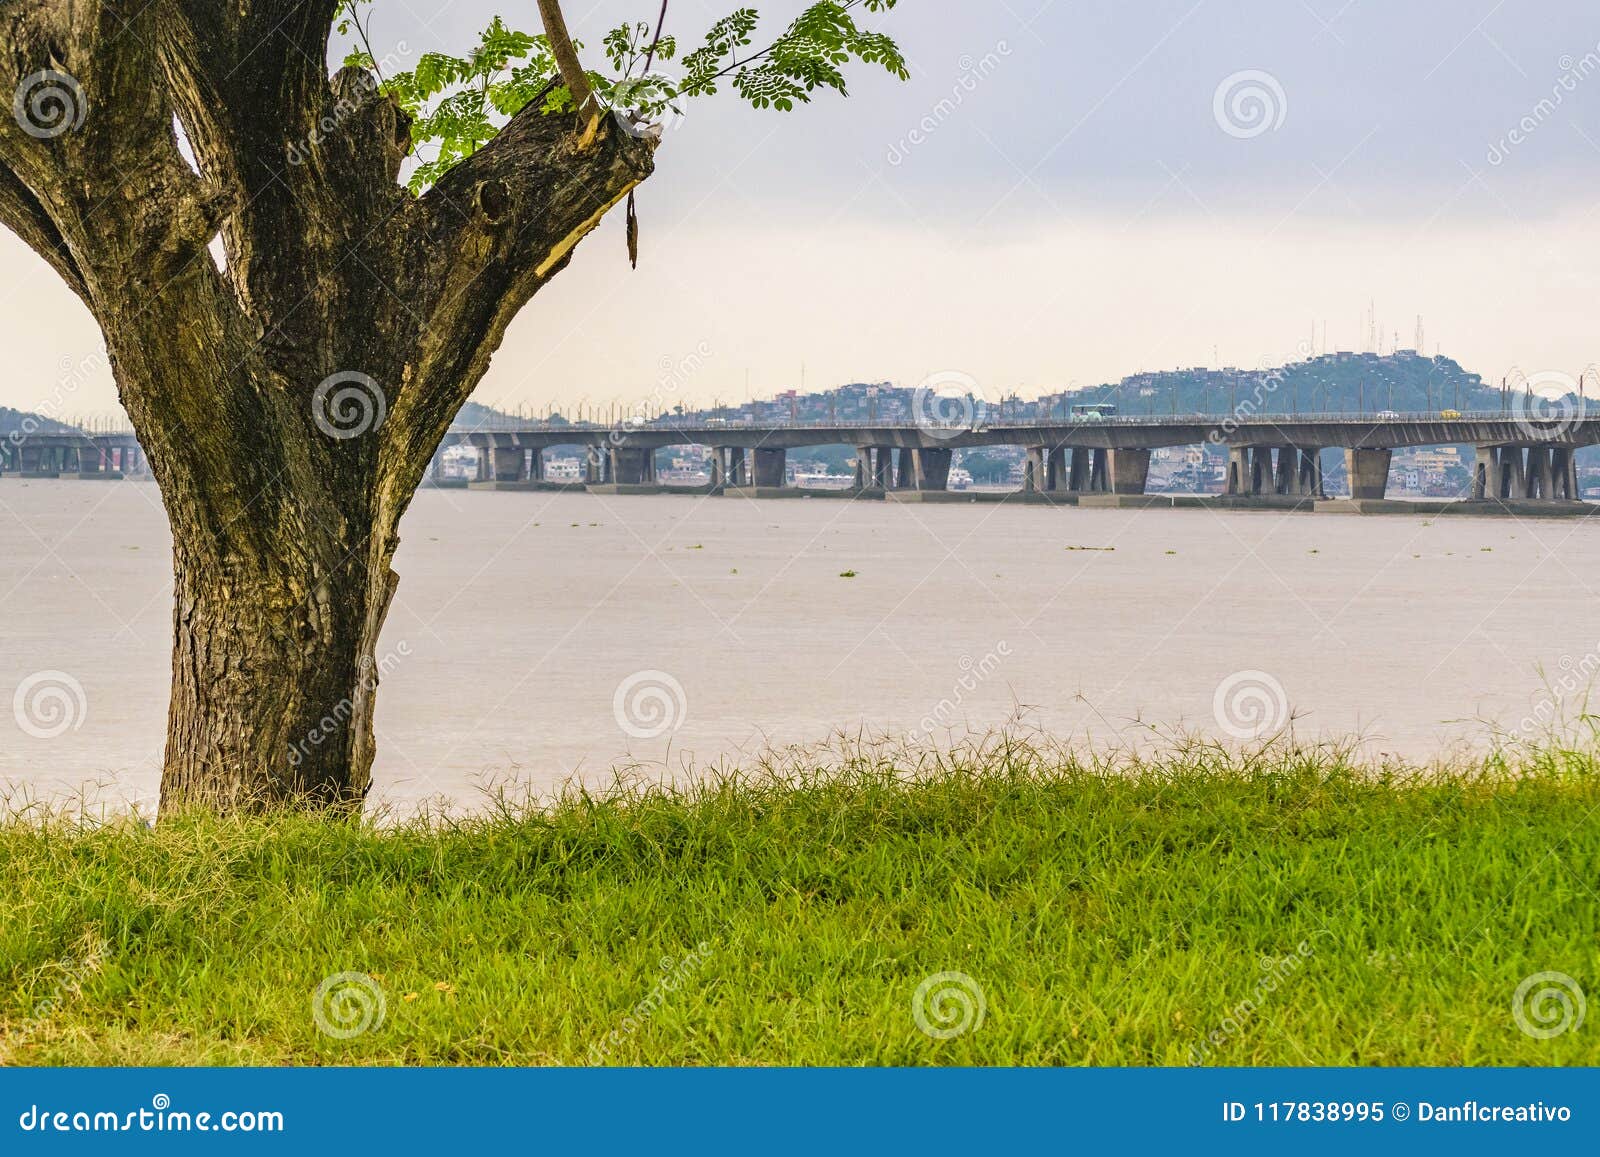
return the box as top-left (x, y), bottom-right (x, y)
top-left (1024, 447), bottom-right (1045, 492)
top-left (527, 448), bottom-right (545, 482)
top-left (489, 445), bottom-right (524, 482)
top-left (1344, 448), bottom-right (1392, 500)
top-left (607, 446), bottom-right (652, 485)
top-left (1272, 446), bottom-right (1296, 495)
top-left (1064, 447), bottom-right (1091, 492)
top-left (893, 448), bottom-right (914, 490)
top-left (1088, 448), bottom-right (1110, 492)
top-left (1299, 449), bottom-right (1326, 498)
top-left (751, 447), bottom-right (786, 488)
top-left (1473, 446), bottom-right (1498, 499)
top-left (1226, 446), bottom-right (1274, 495)
top-left (1045, 447), bottom-right (1066, 491)
top-left (1225, 447), bottom-right (1250, 495)
top-left (911, 447), bottom-right (953, 491)
top-left (1552, 447), bottom-right (1579, 500)
top-left (1527, 446), bottom-right (1555, 499)
top-left (1106, 448), bottom-right (1151, 495)
top-left (1270, 447), bottom-right (1324, 497)
top-left (876, 448), bottom-right (894, 489)
top-left (711, 446), bottom-right (746, 487)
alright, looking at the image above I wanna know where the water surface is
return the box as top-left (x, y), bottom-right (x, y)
top-left (2, 479), bottom-right (1591, 811)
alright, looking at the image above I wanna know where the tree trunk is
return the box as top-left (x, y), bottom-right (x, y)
top-left (160, 528), bottom-right (397, 812)
top-left (0, 4), bottom-right (655, 814)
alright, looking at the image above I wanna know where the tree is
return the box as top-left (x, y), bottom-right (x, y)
top-left (0, 0), bottom-right (904, 813)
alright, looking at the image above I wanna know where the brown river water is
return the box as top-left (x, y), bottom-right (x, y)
top-left (2, 479), bottom-right (1595, 813)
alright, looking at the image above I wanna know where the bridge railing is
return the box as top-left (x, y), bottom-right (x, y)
top-left (447, 409), bottom-right (1544, 434)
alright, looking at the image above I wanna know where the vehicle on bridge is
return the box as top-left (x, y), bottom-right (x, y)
top-left (1070, 403), bottom-right (1118, 420)
top-left (1439, 408), bottom-right (1461, 419)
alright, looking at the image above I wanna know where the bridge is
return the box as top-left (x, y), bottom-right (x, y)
top-left (440, 411), bottom-right (1597, 509)
top-left (0, 430), bottom-right (147, 478)
top-left (5, 413), bottom-right (1593, 512)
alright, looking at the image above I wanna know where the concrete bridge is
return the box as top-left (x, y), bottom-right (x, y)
top-left (0, 431), bottom-right (148, 478)
top-left (7, 414), bottom-right (1592, 512)
top-left (442, 412), bottom-right (1597, 509)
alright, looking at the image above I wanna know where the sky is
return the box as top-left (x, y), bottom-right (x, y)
top-left (5, 0), bottom-right (1600, 417)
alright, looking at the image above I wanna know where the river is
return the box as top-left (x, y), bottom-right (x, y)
top-left (2, 479), bottom-right (1593, 813)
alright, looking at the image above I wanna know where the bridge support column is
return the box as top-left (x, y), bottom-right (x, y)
top-left (1473, 446), bottom-right (1499, 499)
top-left (1024, 447), bottom-right (1045, 493)
top-left (489, 446), bottom-right (524, 482)
top-left (607, 447), bottom-right (651, 485)
top-left (1045, 447), bottom-right (1066, 492)
top-left (1344, 448), bottom-right (1392, 500)
top-left (911, 447), bottom-right (953, 491)
top-left (1065, 447), bottom-right (1091, 492)
top-left (527, 448), bottom-right (545, 482)
top-left (1225, 447), bottom-right (1250, 495)
top-left (1299, 449), bottom-right (1326, 498)
top-left (893, 448), bottom-right (913, 490)
top-left (1527, 447), bottom-right (1555, 499)
top-left (1271, 448), bottom-right (1324, 497)
top-left (1088, 448), bottom-right (1110, 492)
top-left (1272, 446), bottom-right (1296, 495)
top-left (751, 447), bottom-right (786, 488)
top-left (712, 447), bottom-right (746, 487)
top-left (1106, 448), bottom-right (1151, 495)
top-left (1552, 447), bottom-right (1579, 500)
top-left (876, 448), bottom-right (894, 489)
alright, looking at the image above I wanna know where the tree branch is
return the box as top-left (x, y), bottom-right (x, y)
top-left (535, 0), bottom-right (601, 142)
top-left (0, 161), bottom-right (88, 303)
top-left (386, 106), bottom-right (656, 493)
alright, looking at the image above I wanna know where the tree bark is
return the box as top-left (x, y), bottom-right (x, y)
top-left (0, 1), bottom-right (655, 812)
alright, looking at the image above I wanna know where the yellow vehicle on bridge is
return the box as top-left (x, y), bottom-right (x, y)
top-left (1440, 409), bottom-right (1461, 419)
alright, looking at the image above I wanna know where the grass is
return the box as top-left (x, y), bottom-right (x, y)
top-left (2, 735), bottom-right (1598, 1066)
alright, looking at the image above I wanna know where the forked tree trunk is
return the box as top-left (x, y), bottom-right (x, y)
top-left (0, 4), bottom-right (654, 812)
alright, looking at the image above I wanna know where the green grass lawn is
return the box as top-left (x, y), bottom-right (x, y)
top-left (2, 738), bottom-right (1598, 1066)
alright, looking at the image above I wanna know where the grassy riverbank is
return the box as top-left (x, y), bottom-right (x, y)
top-left (3, 738), bottom-right (1598, 1066)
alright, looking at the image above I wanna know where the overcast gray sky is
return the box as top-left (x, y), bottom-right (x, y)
top-left (5, 0), bottom-right (1600, 416)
